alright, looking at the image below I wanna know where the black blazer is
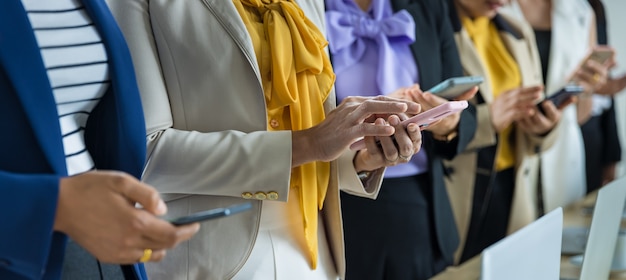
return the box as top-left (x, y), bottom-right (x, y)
top-left (389, 0), bottom-right (478, 264)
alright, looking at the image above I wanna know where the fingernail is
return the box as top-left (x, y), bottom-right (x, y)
top-left (192, 223), bottom-right (201, 233)
top-left (156, 200), bottom-right (167, 215)
top-left (390, 117), bottom-right (400, 126)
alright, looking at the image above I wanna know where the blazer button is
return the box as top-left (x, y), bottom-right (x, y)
top-left (267, 191), bottom-right (279, 200)
top-left (241, 192), bottom-right (253, 199)
top-left (270, 119), bottom-right (280, 129)
top-left (255, 192), bottom-right (267, 200)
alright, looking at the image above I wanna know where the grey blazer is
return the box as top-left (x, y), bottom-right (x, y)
top-left (107, 0), bottom-right (384, 279)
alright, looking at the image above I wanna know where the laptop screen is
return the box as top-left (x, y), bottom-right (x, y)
top-left (578, 177), bottom-right (626, 280)
top-left (481, 208), bottom-right (563, 280)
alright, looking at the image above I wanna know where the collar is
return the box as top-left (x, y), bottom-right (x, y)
top-left (447, 0), bottom-right (522, 39)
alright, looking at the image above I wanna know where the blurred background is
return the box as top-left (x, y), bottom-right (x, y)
top-left (605, 0), bottom-right (626, 177)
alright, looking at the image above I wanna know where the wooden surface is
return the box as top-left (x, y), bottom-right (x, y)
top-left (431, 191), bottom-right (626, 279)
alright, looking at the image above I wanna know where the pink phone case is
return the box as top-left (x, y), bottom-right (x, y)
top-left (349, 101), bottom-right (468, 151)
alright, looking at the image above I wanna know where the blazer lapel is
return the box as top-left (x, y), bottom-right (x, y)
top-left (200, 0), bottom-right (262, 84)
top-left (404, 5), bottom-right (431, 86)
top-left (454, 30), bottom-right (492, 103)
top-left (82, 0), bottom-right (147, 179)
top-left (0, 1), bottom-right (66, 175)
top-left (498, 25), bottom-right (540, 87)
top-left (545, 0), bottom-right (591, 95)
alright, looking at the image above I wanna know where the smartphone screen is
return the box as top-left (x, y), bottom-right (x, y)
top-left (167, 202), bottom-right (253, 226)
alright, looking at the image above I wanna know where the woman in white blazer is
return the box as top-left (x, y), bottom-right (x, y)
top-left (501, 0), bottom-right (611, 213)
top-left (106, 0), bottom-right (423, 279)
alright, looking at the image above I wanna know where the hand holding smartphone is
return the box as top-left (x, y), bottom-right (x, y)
top-left (537, 84), bottom-right (585, 114)
top-left (350, 100), bottom-right (469, 150)
top-left (585, 46), bottom-right (614, 65)
top-left (166, 202), bottom-right (253, 226)
top-left (427, 76), bottom-right (484, 99)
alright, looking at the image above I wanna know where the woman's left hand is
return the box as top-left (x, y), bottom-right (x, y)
top-left (353, 114), bottom-right (422, 171)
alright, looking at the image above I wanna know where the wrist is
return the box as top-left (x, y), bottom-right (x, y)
top-left (291, 129), bottom-right (317, 167)
top-left (353, 151), bottom-right (369, 173)
top-left (53, 178), bottom-right (71, 233)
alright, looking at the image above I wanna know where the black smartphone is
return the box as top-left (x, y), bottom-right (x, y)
top-left (537, 84), bottom-right (585, 114)
top-left (166, 202), bottom-right (253, 226)
top-left (427, 76), bottom-right (484, 99)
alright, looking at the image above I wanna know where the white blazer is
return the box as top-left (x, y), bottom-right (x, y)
top-left (501, 0), bottom-right (593, 211)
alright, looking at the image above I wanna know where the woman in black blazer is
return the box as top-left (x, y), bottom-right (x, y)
top-left (326, 0), bottom-right (477, 278)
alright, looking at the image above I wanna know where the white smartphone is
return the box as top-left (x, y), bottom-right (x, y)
top-left (427, 76), bottom-right (483, 99)
top-left (349, 101), bottom-right (469, 150)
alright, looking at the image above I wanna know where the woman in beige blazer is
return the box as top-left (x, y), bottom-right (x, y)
top-left (503, 0), bottom-right (613, 216)
top-left (443, 0), bottom-right (568, 264)
top-left (106, 0), bottom-right (423, 279)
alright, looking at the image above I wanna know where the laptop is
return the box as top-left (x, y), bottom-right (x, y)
top-left (480, 207), bottom-right (563, 280)
top-left (561, 177), bottom-right (626, 280)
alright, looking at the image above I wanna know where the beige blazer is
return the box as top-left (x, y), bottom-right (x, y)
top-left (444, 12), bottom-right (559, 263)
top-left (106, 0), bottom-right (384, 279)
top-left (502, 0), bottom-right (593, 214)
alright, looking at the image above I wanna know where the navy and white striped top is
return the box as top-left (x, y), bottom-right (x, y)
top-left (21, 0), bottom-right (109, 176)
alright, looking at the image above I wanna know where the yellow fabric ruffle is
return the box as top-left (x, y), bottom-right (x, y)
top-left (463, 16), bottom-right (521, 171)
top-left (233, 0), bottom-right (335, 269)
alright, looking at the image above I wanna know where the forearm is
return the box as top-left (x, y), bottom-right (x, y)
top-left (143, 128), bottom-right (292, 201)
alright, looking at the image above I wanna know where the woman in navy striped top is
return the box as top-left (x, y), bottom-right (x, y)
top-left (0, 0), bottom-right (199, 279)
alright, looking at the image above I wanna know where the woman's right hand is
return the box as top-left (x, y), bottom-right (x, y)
top-left (489, 85), bottom-right (543, 133)
top-left (291, 95), bottom-right (421, 167)
top-left (54, 171), bottom-right (200, 264)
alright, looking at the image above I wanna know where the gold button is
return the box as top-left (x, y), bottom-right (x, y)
top-left (241, 192), bottom-right (253, 199)
top-left (269, 119), bottom-right (279, 128)
top-left (267, 191), bottom-right (279, 200)
top-left (254, 192), bottom-right (267, 200)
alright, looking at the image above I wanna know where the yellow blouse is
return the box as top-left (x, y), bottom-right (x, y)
top-left (463, 16), bottom-right (521, 171)
top-left (233, 0), bottom-right (335, 269)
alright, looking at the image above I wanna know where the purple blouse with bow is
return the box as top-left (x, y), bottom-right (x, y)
top-left (326, 0), bottom-right (428, 177)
